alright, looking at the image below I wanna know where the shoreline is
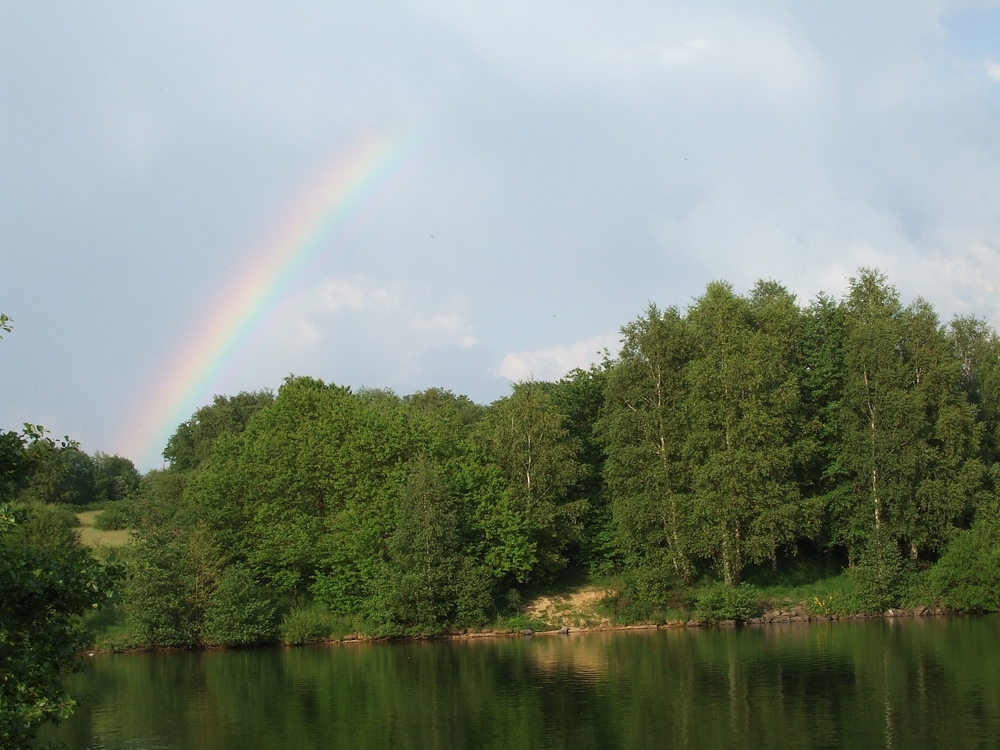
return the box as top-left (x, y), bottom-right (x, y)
top-left (85, 605), bottom-right (959, 655)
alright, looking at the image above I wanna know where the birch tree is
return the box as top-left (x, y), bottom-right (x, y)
top-left (685, 281), bottom-right (806, 585)
top-left (599, 305), bottom-right (695, 583)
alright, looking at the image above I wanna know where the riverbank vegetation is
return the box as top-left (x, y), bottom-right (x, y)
top-left (5, 269), bottom-right (1000, 659)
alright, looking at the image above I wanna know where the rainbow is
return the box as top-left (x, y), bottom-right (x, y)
top-left (121, 130), bottom-right (424, 468)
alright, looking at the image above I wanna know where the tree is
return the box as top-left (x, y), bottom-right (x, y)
top-left (0, 315), bottom-right (116, 746)
top-left (370, 458), bottom-right (491, 632)
top-left (835, 270), bottom-right (982, 566)
top-left (799, 294), bottom-right (848, 539)
top-left (542, 365), bottom-right (614, 573)
top-left (0, 503), bottom-right (112, 748)
top-left (684, 281), bottom-right (808, 585)
top-left (92, 452), bottom-right (141, 503)
top-left (18, 428), bottom-right (97, 506)
top-left (162, 390), bottom-right (275, 471)
top-left (475, 383), bottom-right (586, 584)
top-left (0, 431), bottom-right (27, 501)
top-left (599, 305), bottom-right (696, 587)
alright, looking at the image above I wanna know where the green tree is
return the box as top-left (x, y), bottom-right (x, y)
top-left (19, 428), bottom-right (97, 506)
top-left (0, 503), bottom-right (113, 748)
top-left (799, 294), bottom-right (848, 541)
top-left (163, 390), bottom-right (275, 471)
top-left (950, 316), bottom-right (1000, 470)
top-left (92, 452), bottom-right (141, 503)
top-left (192, 378), bottom-right (421, 608)
top-left (835, 270), bottom-right (982, 566)
top-left (543, 365), bottom-right (613, 573)
top-left (599, 305), bottom-right (696, 588)
top-left (684, 281), bottom-right (808, 585)
top-left (0, 430), bottom-right (27, 501)
top-left (475, 382), bottom-right (586, 585)
top-left (0, 315), bottom-right (118, 745)
top-left (370, 458), bottom-right (491, 632)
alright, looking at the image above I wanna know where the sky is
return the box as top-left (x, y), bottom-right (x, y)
top-left (2, 1), bottom-right (1000, 470)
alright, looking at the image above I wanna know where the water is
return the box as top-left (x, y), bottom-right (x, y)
top-left (43, 616), bottom-right (1000, 749)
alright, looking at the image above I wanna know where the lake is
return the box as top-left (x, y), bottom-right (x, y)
top-left (43, 616), bottom-right (1000, 749)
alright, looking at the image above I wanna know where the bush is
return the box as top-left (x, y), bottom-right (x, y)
top-left (277, 605), bottom-right (362, 645)
top-left (202, 567), bottom-right (278, 646)
top-left (928, 522), bottom-right (1000, 613)
top-left (695, 583), bottom-right (761, 623)
top-left (93, 501), bottom-right (133, 531)
top-left (849, 531), bottom-right (904, 614)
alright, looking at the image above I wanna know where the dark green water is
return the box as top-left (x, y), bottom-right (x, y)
top-left (43, 616), bottom-right (1000, 749)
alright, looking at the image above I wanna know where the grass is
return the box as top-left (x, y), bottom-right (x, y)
top-left (75, 510), bottom-right (131, 550)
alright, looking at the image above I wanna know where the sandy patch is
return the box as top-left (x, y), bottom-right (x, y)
top-left (524, 585), bottom-right (615, 629)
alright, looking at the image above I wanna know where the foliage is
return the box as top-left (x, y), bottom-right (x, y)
top-left (2, 424), bottom-right (140, 509)
top-left (163, 390), bottom-right (275, 471)
top-left (694, 583), bottom-right (762, 623)
top-left (0, 430), bottom-right (28, 501)
top-left (65, 269), bottom-right (1000, 648)
top-left (0, 503), bottom-right (115, 748)
top-left (202, 566), bottom-right (278, 646)
top-left (93, 500), bottom-right (134, 530)
top-left (847, 530), bottom-right (906, 614)
top-left (685, 281), bottom-right (811, 584)
top-left (278, 604), bottom-right (362, 645)
top-left (599, 304), bottom-right (695, 582)
top-left (475, 382), bottom-right (588, 584)
top-left (928, 520), bottom-right (1000, 613)
top-left (368, 458), bottom-right (493, 633)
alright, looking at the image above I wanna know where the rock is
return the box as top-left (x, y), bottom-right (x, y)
top-left (914, 606), bottom-right (929, 616)
top-left (521, 629), bottom-right (534, 636)
top-left (718, 619), bottom-right (737, 628)
top-left (557, 626), bottom-right (570, 635)
top-left (789, 615), bottom-right (805, 623)
top-left (686, 620), bottom-right (701, 628)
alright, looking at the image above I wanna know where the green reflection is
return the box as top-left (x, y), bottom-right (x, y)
top-left (43, 616), bottom-right (1000, 750)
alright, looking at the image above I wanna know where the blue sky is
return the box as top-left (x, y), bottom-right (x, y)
top-left (2, 1), bottom-right (1000, 469)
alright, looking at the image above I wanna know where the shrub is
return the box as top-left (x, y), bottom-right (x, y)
top-left (928, 522), bottom-right (1000, 613)
top-left (202, 567), bottom-right (278, 646)
top-left (849, 531), bottom-right (904, 614)
top-left (93, 502), bottom-right (133, 531)
top-left (695, 583), bottom-right (761, 623)
top-left (279, 605), bottom-right (343, 645)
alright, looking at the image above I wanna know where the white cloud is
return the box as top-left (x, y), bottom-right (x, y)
top-left (499, 333), bottom-right (617, 382)
top-left (319, 278), bottom-right (367, 311)
top-left (986, 60), bottom-right (1000, 81)
top-left (281, 275), bottom-right (476, 352)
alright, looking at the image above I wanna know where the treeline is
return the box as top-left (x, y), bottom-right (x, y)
top-left (0, 428), bottom-right (140, 507)
top-left (7, 268), bottom-right (1000, 650)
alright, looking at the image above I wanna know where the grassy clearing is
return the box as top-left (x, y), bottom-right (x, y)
top-left (75, 510), bottom-right (131, 549)
top-left (745, 559), bottom-right (857, 613)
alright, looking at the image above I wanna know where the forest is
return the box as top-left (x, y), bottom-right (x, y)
top-left (4, 269), bottom-right (1000, 660)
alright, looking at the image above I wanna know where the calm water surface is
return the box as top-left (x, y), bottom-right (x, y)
top-left (43, 616), bottom-right (1000, 749)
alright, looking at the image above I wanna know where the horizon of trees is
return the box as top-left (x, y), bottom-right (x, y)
top-left (5, 268), bottom-right (1000, 652)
